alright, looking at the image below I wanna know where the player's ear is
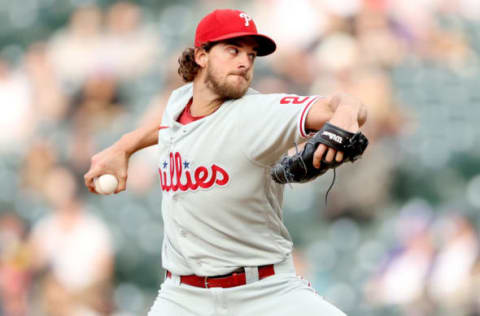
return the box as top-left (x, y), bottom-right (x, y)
top-left (194, 47), bottom-right (208, 68)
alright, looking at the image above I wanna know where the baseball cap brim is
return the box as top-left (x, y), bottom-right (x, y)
top-left (205, 32), bottom-right (276, 56)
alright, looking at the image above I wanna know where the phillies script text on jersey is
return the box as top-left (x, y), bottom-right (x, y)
top-left (158, 152), bottom-right (230, 192)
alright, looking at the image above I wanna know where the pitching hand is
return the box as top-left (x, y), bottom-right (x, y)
top-left (84, 143), bottom-right (130, 194)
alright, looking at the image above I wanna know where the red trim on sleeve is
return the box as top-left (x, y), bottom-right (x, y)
top-left (299, 96), bottom-right (319, 138)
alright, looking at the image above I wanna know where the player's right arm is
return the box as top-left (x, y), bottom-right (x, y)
top-left (84, 114), bottom-right (162, 194)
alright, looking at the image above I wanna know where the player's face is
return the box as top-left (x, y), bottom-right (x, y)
top-left (204, 38), bottom-right (258, 99)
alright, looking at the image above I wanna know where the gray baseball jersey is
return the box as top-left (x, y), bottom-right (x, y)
top-left (157, 83), bottom-right (319, 276)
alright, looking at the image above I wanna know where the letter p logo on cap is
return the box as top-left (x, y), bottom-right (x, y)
top-left (194, 9), bottom-right (276, 56)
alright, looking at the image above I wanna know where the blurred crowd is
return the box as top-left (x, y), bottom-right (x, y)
top-left (0, 0), bottom-right (480, 315)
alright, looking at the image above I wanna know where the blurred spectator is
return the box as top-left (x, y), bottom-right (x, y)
top-left (20, 140), bottom-right (58, 195)
top-left (0, 58), bottom-right (35, 153)
top-left (29, 166), bottom-right (114, 315)
top-left (24, 42), bottom-right (68, 124)
top-left (354, 5), bottom-right (405, 68)
top-left (48, 5), bottom-right (104, 87)
top-left (428, 214), bottom-right (480, 313)
top-left (102, 1), bottom-right (159, 80)
top-left (425, 27), bottom-right (474, 70)
top-left (70, 71), bottom-right (125, 132)
top-left (0, 212), bottom-right (31, 316)
top-left (48, 2), bottom-right (158, 88)
top-left (366, 201), bottom-right (435, 313)
top-left (68, 72), bottom-right (126, 174)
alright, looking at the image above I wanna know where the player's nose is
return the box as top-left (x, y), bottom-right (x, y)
top-left (237, 52), bottom-right (253, 70)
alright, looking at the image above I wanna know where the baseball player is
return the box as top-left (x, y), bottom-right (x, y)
top-left (84, 9), bottom-right (367, 316)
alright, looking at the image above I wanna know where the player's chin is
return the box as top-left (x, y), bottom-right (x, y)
top-left (233, 76), bottom-right (251, 88)
top-left (226, 89), bottom-right (247, 99)
top-left (223, 80), bottom-right (248, 97)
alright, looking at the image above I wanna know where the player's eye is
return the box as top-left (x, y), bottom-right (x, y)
top-left (248, 53), bottom-right (256, 60)
top-left (228, 47), bottom-right (239, 55)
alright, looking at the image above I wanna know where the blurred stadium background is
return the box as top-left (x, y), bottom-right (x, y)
top-left (1, 0), bottom-right (480, 315)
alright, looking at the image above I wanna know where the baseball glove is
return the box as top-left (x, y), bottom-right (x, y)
top-left (271, 122), bottom-right (369, 184)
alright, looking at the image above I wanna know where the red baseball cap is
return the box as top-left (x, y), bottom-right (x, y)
top-left (194, 9), bottom-right (276, 56)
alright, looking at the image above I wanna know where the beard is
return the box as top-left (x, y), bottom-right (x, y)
top-left (204, 61), bottom-right (251, 100)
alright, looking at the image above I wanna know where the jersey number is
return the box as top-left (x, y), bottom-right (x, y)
top-left (280, 96), bottom-right (309, 104)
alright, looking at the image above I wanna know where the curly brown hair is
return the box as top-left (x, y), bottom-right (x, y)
top-left (177, 43), bottom-right (214, 82)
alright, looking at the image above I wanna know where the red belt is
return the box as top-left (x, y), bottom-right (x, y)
top-left (166, 265), bottom-right (275, 288)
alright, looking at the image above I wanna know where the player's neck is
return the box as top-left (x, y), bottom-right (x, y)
top-left (191, 80), bottom-right (224, 117)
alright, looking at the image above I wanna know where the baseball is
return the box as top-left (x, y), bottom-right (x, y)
top-left (95, 174), bottom-right (118, 195)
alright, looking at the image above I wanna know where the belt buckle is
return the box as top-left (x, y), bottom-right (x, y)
top-left (204, 276), bottom-right (209, 289)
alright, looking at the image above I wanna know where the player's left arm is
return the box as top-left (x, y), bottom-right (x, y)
top-left (305, 92), bottom-right (368, 168)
